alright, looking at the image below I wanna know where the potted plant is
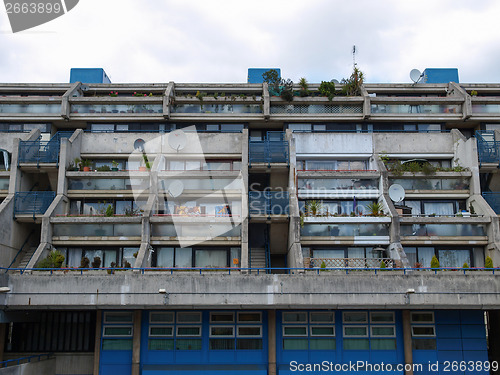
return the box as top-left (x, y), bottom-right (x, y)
top-left (111, 160), bottom-right (119, 171)
top-left (140, 153), bottom-right (151, 171)
top-left (91, 256), bottom-right (102, 269)
top-left (80, 159), bottom-right (92, 172)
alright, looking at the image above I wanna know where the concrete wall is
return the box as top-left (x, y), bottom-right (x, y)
top-left (80, 132), bottom-right (242, 155)
top-left (55, 353), bottom-right (93, 375)
top-left (0, 358), bottom-right (55, 375)
top-left (6, 273), bottom-right (500, 310)
top-left (373, 133), bottom-right (454, 154)
top-left (295, 133), bottom-right (372, 155)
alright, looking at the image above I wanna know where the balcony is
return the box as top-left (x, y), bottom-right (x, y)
top-left (14, 191), bottom-right (55, 219)
top-left (483, 192), bottom-right (500, 214)
top-left (172, 104), bottom-right (262, 114)
top-left (18, 139), bottom-right (60, 165)
top-left (298, 178), bottom-right (379, 199)
top-left (400, 224), bottom-right (486, 237)
top-left (270, 103), bottom-right (363, 115)
top-left (249, 140), bottom-right (289, 166)
top-left (301, 223), bottom-right (390, 244)
top-left (249, 191), bottom-right (289, 216)
top-left (388, 177), bottom-right (469, 191)
top-left (0, 103), bottom-right (61, 114)
top-left (71, 103), bottom-right (163, 114)
top-left (476, 131), bottom-right (500, 165)
top-left (309, 257), bottom-right (396, 269)
top-left (52, 220), bottom-right (142, 241)
top-left (371, 104), bottom-right (460, 114)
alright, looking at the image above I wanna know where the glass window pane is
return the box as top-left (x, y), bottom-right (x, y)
top-left (150, 312), bottom-right (174, 323)
top-left (411, 312), bottom-right (434, 323)
top-left (237, 326), bottom-right (261, 337)
top-left (148, 339), bottom-right (174, 350)
top-left (104, 312), bottom-right (133, 323)
top-left (176, 339), bottom-right (201, 350)
top-left (175, 248), bottom-right (192, 268)
top-left (343, 312), bottom-right (367, 323)
top-left (283, 338), bottom-right (308, 350)
top-left (210, 326), bottom-right (234, 337)
top-left (149, 327), bottom-right (173, 337)
top-left (438, 249), bottom-right (471, 268)
top-left (238, 312), bottom-right (261, 323)
top-left (210, 313), bottom-right (234, 323)
top-left (237, 339), bottom-right (263, 350)
top-left (310, 312), bottom-right (334, 323)
top-left (283, 312), bottom-right (307, 323)
top-left (370, 312), bottom-right (395, 323)
top-left (311, 326), bottom-right (335, 336)
top-left (210, 338), bottom-right (234, 350)
top-left (371, 326), bottom-right (395, 337)
top-left (423, 202), bottom-right (455, 216)
top-left (310, 339), bottom-right (336, 350)
top-left (102, 339), bottom-right (132, 350)
top-left (185, 161), bottom-right (201, 170)
top-left (417, 248), bottom-right (435, 268)
top-left (177, 327), bottom-right (201, 336)
top-left (283, 326), bottom-right (307, 336)
top-left (157, 247), bottom-right (174, 267)
top-left (371, 338), bottom-right (397, 350)
top-left (103, 326), bottom-right (132, 336)
top-left (177, 312), bottom-right (201, 323)
top-left (195, 249), bottom-right (227, 268)
top-left (344, 326), bottom-right (368, 337)
top-left (169, 161), bottom-right (184, 171)
top-left (343, 339), bottom-right (369, 350)
top-left (412, 326), bottom-right (435, 336)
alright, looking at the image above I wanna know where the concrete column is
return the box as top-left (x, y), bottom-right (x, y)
top-left (241, 129), bottom-right (249, 271)
top-left (402, 310), bottom-right (413, 375)
top-left (93, 310), bottom-right (102, 375)
top-left (268, 310), bottom-right (277, 375)
top-left (0, 323), bottom-right (6, 361)
top-left (132, 310), bottom-right (142, 375)
top-left (487, 310), bottom-right (500, 372)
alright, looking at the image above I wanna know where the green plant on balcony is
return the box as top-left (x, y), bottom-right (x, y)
top-left (109, 91), bottom-right (118, 97)
top-left (124, 207), bottom-right (142, 216)
top-left (430, 255), bottom-right (440, 269)
top-left (105, 205), bottom-right (114, 217)
top-left (96, 165), bottom-right (111, 172)
top-left (80, 159), bottom-right (92, 171)
top-left (141, 153), bottom-right (151, 170)
top-left (462, 262), bottom-right (469, 269)
top-left (485, 256), bottom-right (493, 269)
top-left (91, 256), bottom-right (101, 269)
top-left (366, 202), bottom-right (383, 217)
top-left (318, 80), bottom-right (336, 100)
top-left (111, 160), bottom-right (119, 171)
top-left (340, 66), bottom-right (365, 96)
top-left (380, 261), bottom-right (387, 269)
top-left (298, 77), bottom-right (310, 97)
top-left (470, 90), bottom-right (478, 96)
top-left (80, 256), bottom-right (90, 268)
top-left (306, 200), bottom-right (322, 216)
top-left (36, 250), bottom-right (65, 269)
top-left (280, 79), bottom-right (294, 101)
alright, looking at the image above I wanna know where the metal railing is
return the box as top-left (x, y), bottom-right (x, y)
top-left (5, 229), bottom-right (35, 271)
top-left (249, 191), bottom-right (289, 216)
top-left (3, 266), bottom-right (500, 276)
top-left (310, 257), bottom-right (396, 268)
top-left (249, 140), bottom-right (289, 165)
top-left (18, 140), bottom-right (60, 165)
top-left (476, 130), bottom-right (500, 165)
top-left (483, 192), bottom-right (500, 214)
top-left (14, 191), bottom-right (55, 218)
top-left (0, 353), bottom-right (53, 368)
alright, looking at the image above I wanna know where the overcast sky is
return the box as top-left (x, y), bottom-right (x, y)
top-left (1, 0), bottom-right (499, 84)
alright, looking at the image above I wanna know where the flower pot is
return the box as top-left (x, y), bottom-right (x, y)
top-left (83, 167), bottom-right (91, 172)
top-left (139, 166), bottom-right (147, 172)
top-left (111, 168), bottom-right (119, 171)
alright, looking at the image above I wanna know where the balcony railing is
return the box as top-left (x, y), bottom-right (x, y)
top-left (151, 223), bottom-right (241, 237)
top-left (371, 104), bottom-right (460, 114)
top-left (400, 224), bottom-right (486, 237)
top-left (249, 140), bottom-right (289, 165)
top-left (249, 191), bottom-right (289, 216)
top-left (71, 104), bottom-right (163, 114)
top-left (309, 257), bottom-right (396, 268)
top-left (271, 104), bottom-right (363, 115)
top-left (172, 104), bottom-right (262, 114)
top-left (0, 103), bottom-right (60, 114)
top-left (301, 223), bottom-right (389, 237)
top-left (53, 223), bottom-right (142, 237)
top-left (14, 192), bottom-right (55, 217)
top-left (389, 178), bottom-right (469, 190)
top-left (18, 139), bottom-right (60, 164)
top-left (0, 177), bottom-right (8, 190)
top-left (482, 192), bottom-right (500, 214)
top-left (476, 131), bottom-right (500, 164)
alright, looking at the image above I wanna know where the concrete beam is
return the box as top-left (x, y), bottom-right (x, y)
top-left (263, 83), bottom-right (270, 120)
top-left (5, 273), bottom-right (500, 310)
top-left (163, 81), bottom-right (174, 119)
top-left (62, 82), bottom-right (82, 120)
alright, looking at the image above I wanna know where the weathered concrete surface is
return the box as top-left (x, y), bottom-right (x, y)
top-left (4, 273), bottom-right (500, 310)
top-left (0, 358), bottom-right (55, 375)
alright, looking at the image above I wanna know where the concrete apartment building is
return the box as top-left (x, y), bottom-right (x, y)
top-left (0, 68), bottom-right (499, 374)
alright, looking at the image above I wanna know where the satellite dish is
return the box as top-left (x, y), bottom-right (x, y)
top-left (168, 180), bottom-right (184, 198)
top-left (134, 139), bottom-right (145, 151)
top-left (389, 184), bottom-right (405, 203)
top-left (410, 69), bottom-right (422, 83)
top-left (80, 84), bottom-right (89, 91)
top-left (332, 79), bottom-right (340, 84)
top-left (168, 130), bottom-right (187, 151)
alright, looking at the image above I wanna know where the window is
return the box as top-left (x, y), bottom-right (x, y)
top-left (343, 326), bottom-right (368, 337)
top-left (405, 247), bottom-right (477, 268)
top-left (104, 312), bottom-right (133, 324)
top-left (210, 311), bottom-right (263, 350)
top-left (411, 311), bottom-right (436, 350)
top-left (343, 312), bottom-right (368, 323)
top-left (177, 312), bottom-right (202, 324)
top-left (210, 312), bottom-right (234, 323)
top-left (153, 247), bottom-right (240, 269)
top-left (148, 311), bottom-right (202, 351)
top-left (282, 311), bottom-right (336, 351)
top-left (343, 311), bottom-right (397, 351)
top-left (150, 312), bottom-right (174, 323)
top-left (102, 312), bottom-right (134, 351)
top-left (411, 311), bottom-right (434, 323)
top-left (370, 312), bottom-right (394, 323)
top-left (103, 326), bottom-right (133, 337)
top-left (299, 159), bottom-right (369, 171)
top-left (411, 326), bottom-right (436, 337)
top-left (237, 312), bottom-right (262, 323)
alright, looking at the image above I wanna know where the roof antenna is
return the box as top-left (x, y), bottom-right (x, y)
top-left (352, 45), bottom-right (357, 68)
